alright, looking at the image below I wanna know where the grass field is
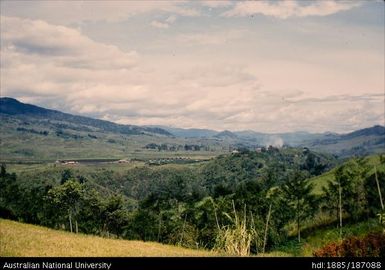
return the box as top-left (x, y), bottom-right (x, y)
top-left (0, 219), bottom-right (216, 257)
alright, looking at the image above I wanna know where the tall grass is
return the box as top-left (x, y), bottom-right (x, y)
top-left (214, 202), bottom-right (258, 256)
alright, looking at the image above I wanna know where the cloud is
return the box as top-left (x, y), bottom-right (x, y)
top-left (166, 5), bottom-right (200, 17)
top-left (222, 0), bottom-right (361, 19)
top-left (200, 1), bottom-right (233, 8)
top-left (285, 93), bottom-right (384, 104)
top-left (150, 15), bottom-right (177, 29)
top-left (151, 20), bottom-right (170, 29)
top-left (176, 29), bottom-right (247, 45)
top-left (1, 17), bottom-right (138, 70)
top-left (1, 16), bottom-right (144, 103)
top-left (1, 11), bottom-right (383, 134)
top-left (165, 15), bottom-right (177, 23)
top-left (0, 1), bottom-right (199, 25)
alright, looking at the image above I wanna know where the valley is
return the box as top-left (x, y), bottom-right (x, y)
top-left (0, 98), bottom-right (384, 258)
top-left (1, 98), bottom-right (384, 163)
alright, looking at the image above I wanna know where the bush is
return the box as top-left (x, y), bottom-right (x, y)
top-left (314, 233), bottom-right (385, 257)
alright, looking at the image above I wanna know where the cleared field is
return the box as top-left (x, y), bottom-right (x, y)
top-left (0, 219), bottom-right (216, 257)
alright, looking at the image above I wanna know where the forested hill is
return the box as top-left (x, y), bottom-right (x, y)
top-left (0, 97), bottom-right (171, 136)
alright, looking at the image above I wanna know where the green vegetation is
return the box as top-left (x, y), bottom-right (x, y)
top-left (281, 170), bottom-right (317, 243)
top-left (275, 218), bottom-right (383, 256)
top-left (1, 145), bottom-right (384, 257)
top-left (309, 155), bottom-right (383, 195)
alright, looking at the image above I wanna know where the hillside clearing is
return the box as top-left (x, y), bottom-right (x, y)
top-left (0, 219), bottom-right (215, 257)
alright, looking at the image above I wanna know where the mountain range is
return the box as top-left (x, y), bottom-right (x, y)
top-left (0, 97), bottom-right (171, 136)
top-left (0, 97), bottom-right (384, 160)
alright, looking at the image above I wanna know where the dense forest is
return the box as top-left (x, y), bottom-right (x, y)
top-left (1, 147), bottom-right (384, 256)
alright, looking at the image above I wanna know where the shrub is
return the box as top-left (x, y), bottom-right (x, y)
top-left (314, 232), bottom-right (385, 257)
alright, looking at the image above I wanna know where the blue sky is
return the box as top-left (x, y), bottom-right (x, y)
top-left (1, 0), bottom-right (384, 133)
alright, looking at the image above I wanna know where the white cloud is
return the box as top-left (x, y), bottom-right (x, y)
top-left (150, 15), bottom-right (177, 29)
top-left (151, 20), bottom-right (170, 29)
top-left (166, 5), bottom-right (200, 17)
top-left (200, 1), bottom-right (233, 8)
top-left (1, 17), bottom-right (139, 70)
top-left (1, 3), bottom-right (383, 134)
top-left (1, 16), bottom-right (145, 103)
top-left (176, 29), bottom-right (246, 45)
top-left (222, 0), bottom-right (361, 19)
top-left (0, 1), bottom-right (199, 25)
top-left (165, 15), bottom-right (177, 23)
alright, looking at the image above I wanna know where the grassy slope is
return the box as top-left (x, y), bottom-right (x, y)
top-left (308, 154), bottom-right (384, 195)
top-left (0, 219), bottom-right (215, 257)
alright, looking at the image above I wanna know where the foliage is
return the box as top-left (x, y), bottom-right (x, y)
top-left (322, 159), bottom-right (367, 225)
top-left (313, 233), bottom-right (385, 257)
top-left (0, 164), bottom-right (19, 219)
top-left (282, 170), bottom-right (318, 242)
top-left (1, 151), bottom-right (384, 256)
top-left (364, 170), bottom-right (385, 217)
top-left (47, 179), bottom-right (85, 233)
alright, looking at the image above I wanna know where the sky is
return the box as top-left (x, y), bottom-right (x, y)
top-left (1, 0), bottom-right (384, 133)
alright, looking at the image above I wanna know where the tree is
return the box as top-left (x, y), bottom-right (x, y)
top-left (282, 170), bottom-right (317, 242)
top-left (77, 188), bottom-right (104, 235)
top-left (187, 196), bottom-right (222, 248)
top-left (101, 194), bottom-right (129, 238)
top-left (0, 164), bottom-right (6, 177)
top-left (47, 179), bottom-right (85, 233)
top-left (61, 169), bottom-right (73, 184)
top-left (334, 160), bottom-right (366, 221)
top-left (364, 167), bottom-right (385, 216)
top-left (0, 165), bottom-right (20, 219)
top-left (322, 159), bottom-right (367, 238)
top-left (322, 180), bottom-right (340, 222)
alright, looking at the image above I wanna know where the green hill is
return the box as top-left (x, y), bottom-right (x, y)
top-left (309, 154), bottom-right (384, 195)
top-left (0, 219), bottom-right (215, 257)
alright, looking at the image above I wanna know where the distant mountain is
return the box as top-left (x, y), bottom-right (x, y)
top-left (157, 124), bottom-right (384, 158)
top-left (1, 97), bottom-right (383, 160)
top-left (148, 126), bottom-right (219, 138)
top-left (233, 130), bottom-right (325, 146)
top-left (303, 125), bottom-right (385, 158)
top-left (341, 125), bottom-right (385, 139)
top-left (0, 97), bottom-right (171, 136)
top-left (214, 130), bottom-right (238, 139)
